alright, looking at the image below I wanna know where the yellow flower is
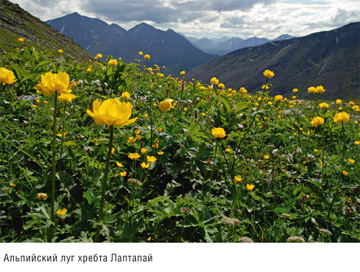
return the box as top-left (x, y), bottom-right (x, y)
top-left (316, 85), bottom-right (325, 93)
top-left (336, 99), bottom-right (342, 104)
top-left (147, 156), bottom-right (157, 163)
top-left (308, 86), bottom-right (316, 93)
top-left (87, 98), bottom-right (137, 127)
top-left (268, 102), bottom-right (273, 106)
top-left (293, 88), bottom-right (298, 93)
top-left (120, 172), bottom-right (127, 177)
top-left (292, 96), bottom-right (297, 100)
top-left (116, 161), bottom-right (124, 167)
top-left (57, 93), bottom-right (77, 102)
top-left (342, 170), bottom-right (348, 176)
top-left (107, 147), bottom-right (115, 155)
top-left (0, 67), bottom-right (17, 84)
top-left (354, 141), bottom-right (360, 145)
top-left (262, 84), bottom-right (269, 90)
top-left (234, 175), bottom-right (242, 185)
top-left (333, 112), bottom-right (350, 124)
top-left (9, 182), bottom-right (16, 187)
top-left (274, 95), bottom-right (283, 102)
top-left (128, 153), bottom-right (140, 160)
top-left (108, 59), bottom-right (118, 66)
top-left (210, 77), bottom-right (219, 85)
top-left (314, 149), bottom-right (319, 152)
top-left (56, 132), bottom-right (67, 137)
top-left (86, 68), bottom-right (92, 73)
top-left (121, 91), bottom-right (131, 100)
top-left (18, 37), bottom-right (24, 42)
top-left (159, 99), bottom-right (173, 112)
top-left (37, 71), bottom-right (70, 95)
top-left (246, 184), bottom-right (255, 191)
top-left (348, 159), bottom-right (355, 164)
top-left (56, 208), bottom-right (67, 215)
top-left (138, 51), bottom-right (143, 55)
top-left (225, 148), bottom-right (231, 153)
top-left (319, 102), bottom-right (329, 109)
top-left (144, 54), bottom-right (150, 60)
top-left (141, 162), bottom-right (150, 169)
top-left (264, 155), bottom-right (270, 160)
top-left (263, 70), bottom-right (274, 78)
top-left (95, 53), bottom-right (103, 59)
top-left (58, 49), bottom-right (63, 54)
top-left (135, 129), bottom-right (141, 134)
top-left (311, 117), bottom-right (325, 127)
top-left (141, 148), bottom-right (148, 154)
top-left (349, 101), bottom-right (355, 106)
top-left (180, 71), bottom-right (186, 75)
top-left (128, 136), bottom-right (136, 143)
top-left (218, 83), bottom-right (225, 89)
top-left (157, 151), bottom-right (164, 155)
top-left (36, 193), bottom-right (48, 200)
top-left (211, 127), bottom-right (226, 138)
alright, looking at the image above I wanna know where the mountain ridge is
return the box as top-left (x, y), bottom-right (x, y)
top-left (186, 22), bottom-right (360, 99)
top-left (47, 13), bottom-right (216, 75)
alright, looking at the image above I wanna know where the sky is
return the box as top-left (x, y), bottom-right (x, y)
top-left (10, 0), bottom-right (360, 39)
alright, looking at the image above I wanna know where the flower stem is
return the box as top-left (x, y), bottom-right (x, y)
top-left (48, 91), bottom-right (58, 242)
top-left (95, 125), bottom-right (114, 242)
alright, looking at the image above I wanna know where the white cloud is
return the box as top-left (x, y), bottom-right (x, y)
top-left (9, 0), bottom-right (360, 39)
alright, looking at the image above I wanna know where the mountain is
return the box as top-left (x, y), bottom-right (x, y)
top-left (47, 13), bottom-right (215, 75)
top-left (0, 0), bottom-right (89, 61)
top-left (188, 35), bottom-right (294, 55)
top-left (186, 22), bottom-right (360, 99)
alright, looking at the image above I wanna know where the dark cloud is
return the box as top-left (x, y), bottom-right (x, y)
top-left (80, 0), bottom-right (278, 24)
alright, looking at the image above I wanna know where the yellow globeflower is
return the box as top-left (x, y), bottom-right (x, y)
top-left (108, 59), bottom-right (118, 66)
top-left (211, 127), bottom-right (226, 138)
top-left (348, 101), bottom-right (355, 106)
top-left (342, 170), bottom-right (348, 176)
top-left (311, 117), bottom-right (325, 127)
top-left (218, 83), bottom-right (225, 89)
top-left (264, 155), bottom-right (270, 160)
top-left (95, 53), bottom-right (103, 59)
top-left (37, 71), bottom-right (70, 95)
top-left (348, 159), bottom-right (355, 164)
top-left (58, 49), bottom-right (63, 54)
top-left (210, 77), bottom-right (219, 85)
top-left (0, 67), bottom-right (16, 84)
top-left (308, 87), bottom-right (316, 93)
top-left (263, 70), bottom-right (274, 78)
top-left (147, 156), bottom-right (157, 163)
top-left (159, 99), bottom-right (173, 112)
top-left (128, 153), bottom-right (140, 160)
top-left (138, 51), bottom-right (143, 56)
top-left (336, 99), bottom-right (342, 104)
top-left (141, 148), bottom-right (148, 154)
top-left (234, 175), bottom-right (242, 185)
top-left (36, 193), bottom-right (48, 200)
top-left (316, 85), bottom-right (325, 93)
top-left (319, 102), bottom-right (329, 109)
top-left (246, 184), bottom-right (255, 191)
top-left (274, 95), bottom-right (283, 102)
top-left (87, 98), bottom-right (137, 127)
top-left (293, 88), bottom-right (299, 93)
top-left (18, 37), bottom-right (24, 42)
top-left (57, 93), bottom-right (77, 102)
top-left (120, 172), bottom-right (127, 177)
top-left (116, 161), bottom-right (124, 167)
top-left (333, 112), bottom-right (350, 124)
top-left (141, 162), bottom-right (150, 169)
top-left (354, 141), bottom-right (360, 145)
top-left (121, 91), bottom-right (131, 100)
top-left (56, 208), bottom-right (67, 215)
top-left (180, 71), bottom-right (186, 75)
top-left (144, 54), bottom-right (150, 60)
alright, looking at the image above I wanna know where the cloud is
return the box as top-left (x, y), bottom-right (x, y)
top-left (79, 0), bottom-right (279, 24)
top-left (9, 0), bottom-right (360, 39)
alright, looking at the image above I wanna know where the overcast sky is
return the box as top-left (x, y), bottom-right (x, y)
top-left (10, 0), bottom-right (360, 39)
